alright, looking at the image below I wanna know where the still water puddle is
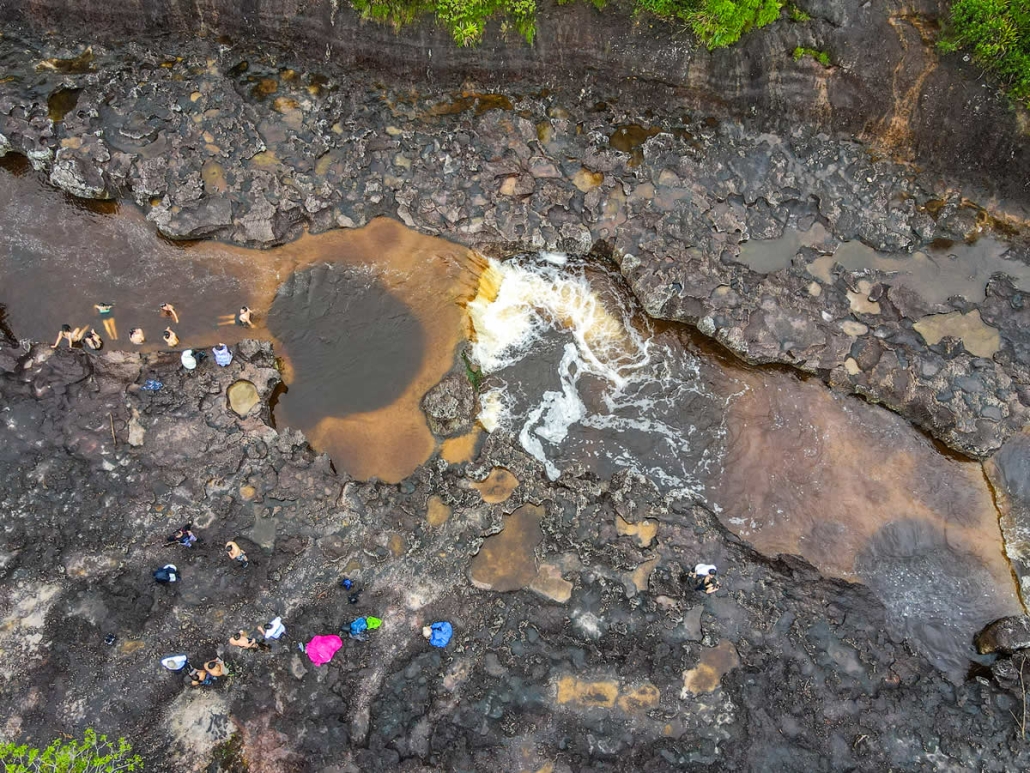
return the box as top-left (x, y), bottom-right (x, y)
top-left (0, 164), bottom-right (481, 482)
top-left (738, 223), bottom-right (1030, 307)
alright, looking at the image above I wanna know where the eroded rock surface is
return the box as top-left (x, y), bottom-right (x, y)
top-left (0, 31), bottom-right (1027, 458)
top-left (1, 340), bottom-right (1029, 770)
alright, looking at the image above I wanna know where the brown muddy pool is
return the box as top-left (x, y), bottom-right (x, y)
top-left (0, 162), bottom-right (482, 482)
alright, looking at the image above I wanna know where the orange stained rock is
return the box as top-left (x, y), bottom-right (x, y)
top-left (680, 640), bottom-right (740, 696)
top-left (711, 366), bottom-right (1018, 598)
top-left (426, 495), bottom-right (451, 527)
top-left (617, 683), bottom-right (661, 713)
top-left (555, 676), bottom-right (619, 709)
top-left (470, 504), bottom-right (544, 591)
top-left (440, 428), bottom-right (483, 464)
top-left (472, 467), bottom-right (519, 504)
top-left (616, 514), bottom-right (658, 547)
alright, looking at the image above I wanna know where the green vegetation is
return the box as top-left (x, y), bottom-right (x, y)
top-left (787, 3), bottom-right (810, 22)
top-left (349, 0), bottom-right (783, 49)
top-left (940, 0), bottom-right (1030, 105)
top-left (0, 730), bottom-right (142, 773)
top-left (792, 45), bottom-right (830, 66)
top-left (461, 350), bottom-right (484, 391)
top-left (352, 0), bottom-right (537, 45)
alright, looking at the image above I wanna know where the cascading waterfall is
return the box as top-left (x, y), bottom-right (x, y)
top-left (466, 253), bottom-right (726, 495)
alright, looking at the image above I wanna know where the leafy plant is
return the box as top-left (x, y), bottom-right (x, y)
top-left (352, 0), bottom-right (537, 46)
top-left (792, 45), bottom-right (830, 65)
top-left (940, 0), bottom-right (1030, 105)
top-left (787, 3), bottom-right (810, 21)
top-left (0, 729), bottom-right (142, 773)
top-left (685, 0), bottom-right (783, 48)
top-left (461, 350), bottom-right (484, 391)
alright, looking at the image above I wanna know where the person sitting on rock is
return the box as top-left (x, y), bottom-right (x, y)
top-left (153, 564), bottom-right (178, 584)
top-left (82, 329), bottom-right (103, 350)
top-left (51, 324), bottom-right (87, 349)
top-left (213, 343), bottom-right (233, 367)
top-left (236, 306), bottom-right (254, 328)
top-left (225, 540), bottom-right (249, 568)
top-left (159, 303), bottom-right (179, 324)
top-left (168, 523), bottom-right (197, 548)
top-left (229, 630), bottom-right (267, 651)
top-left (693, 563), bottom-right (719, 594)
top-left (163, 327), bottom-right (179, 347)
top-left (188, 657), bottom-right (226, 687)
top-left (263, 617), bottom-right (286, 641)
top-left (129, 328), bottom-right (146, 345)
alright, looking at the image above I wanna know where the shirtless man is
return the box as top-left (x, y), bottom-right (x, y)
top-left (163, 327), bottom-right (179, 347)
top-left (129, 328), bottom-right (146, 345)
top-left (160, 303), bottom-right (179, 324)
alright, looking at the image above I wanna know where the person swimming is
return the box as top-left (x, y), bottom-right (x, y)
top-left (83, 329), bottom-right (103, 350)
top-left (129, 328), bottom-right (146, 345)
top-left (160, 303), bottom-right (179, 324)
top-left (163, 327), bottom-right (179, 347)
top-left (236, 306), bottom-right (253, 327)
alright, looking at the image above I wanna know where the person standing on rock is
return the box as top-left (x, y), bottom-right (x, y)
top-left (225, 540), bottom-right (249, 568)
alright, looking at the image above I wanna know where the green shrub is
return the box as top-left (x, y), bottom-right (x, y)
top-left (352, 0), bottom-right (537, 45)
top-left (792, 45), bottom-right (830, 65)
top-left (349, 0), bottom-right (783, 49)
top-left (0, 729), bottom-right (142, 773)
top-left (685, 0), bottom-right (783, 48)
top-left (941, 0), bottom-right (1030, 104)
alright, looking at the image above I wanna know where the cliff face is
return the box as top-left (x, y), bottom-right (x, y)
top-left (0, 0), bottom-right (1027, 204)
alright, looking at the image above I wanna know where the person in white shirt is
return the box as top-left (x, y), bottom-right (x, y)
top-left (693, 563), bottom-right (719, 594)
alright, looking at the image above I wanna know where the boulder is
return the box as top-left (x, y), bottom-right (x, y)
top-left (420, 372), bottom-right (475, 437)
top-left (975, 616), bottom-right (1030, 655)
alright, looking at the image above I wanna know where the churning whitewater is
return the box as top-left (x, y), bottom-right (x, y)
top-left (466, 253), bottom-right (731, 495)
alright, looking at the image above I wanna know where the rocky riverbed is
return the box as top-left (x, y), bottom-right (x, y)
top-left (3, 2), bottom-right (1030, 770)
top-left (1, 339), bottom-right (1029, 772)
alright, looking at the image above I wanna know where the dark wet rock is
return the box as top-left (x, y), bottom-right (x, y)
top-left (2, 345), bottom-right (1030, 770)
top-left (986, 431), bottom-right (1030, 601)
top-left (49, 136), bottom-right (111, 199)
top-left (149, 196), bottom-right (233, 240)
top-left (990, 649), bottom-right (1030, 692)
top-left (975, 616), bottom-right (1030, 655)
top-left (420, 371), bottom-right (476, 437)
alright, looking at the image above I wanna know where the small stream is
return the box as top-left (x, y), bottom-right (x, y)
top-left (0, 160), bottom-right (1021, 680)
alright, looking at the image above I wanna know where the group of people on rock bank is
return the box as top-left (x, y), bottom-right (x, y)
top-left (51, 301), bottom-right (254, 360)
top-left (151, 521), bottom-right (455, 689)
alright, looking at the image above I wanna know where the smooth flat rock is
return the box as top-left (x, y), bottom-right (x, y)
top-left (470, 503), bottom-right (543, 591)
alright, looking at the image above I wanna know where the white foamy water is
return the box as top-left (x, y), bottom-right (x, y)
top-left (467, 255), bottom-right (726, 493)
